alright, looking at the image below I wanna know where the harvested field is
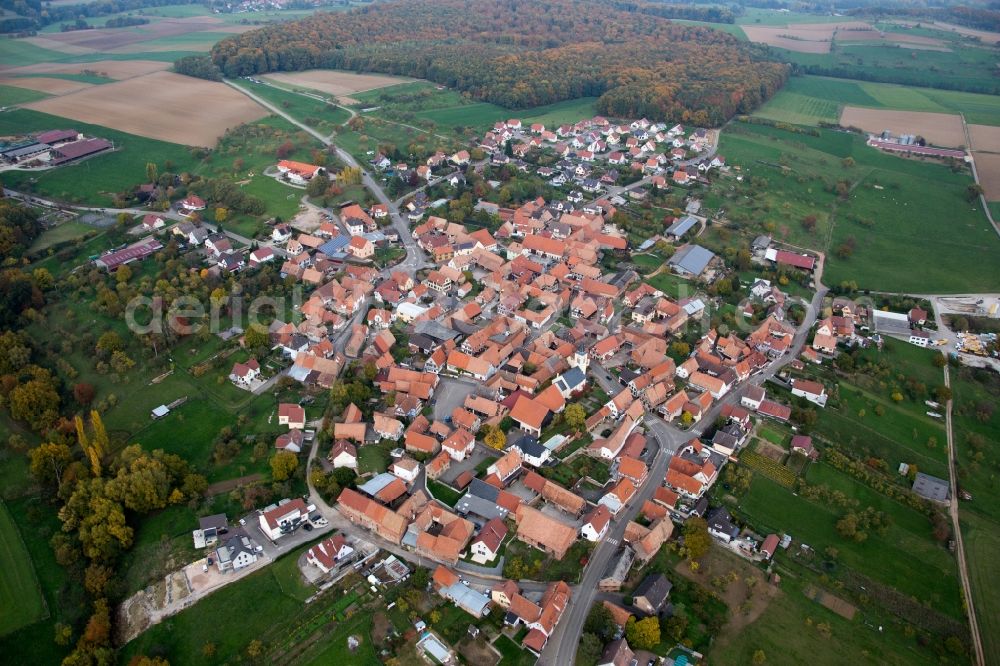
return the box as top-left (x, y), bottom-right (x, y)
top-left (804, 585), bottom-right (857, 620)
top-left (839, 106), bottom-right (966, 147)
top-left (969, 124), bottom-right (1000, 153)
top-left (0, 59), bottom-right (169, 78)
top-left (23, 36), bottom-right (95, 55)
top-left (972, 152), bottom-right (1000, 200)
top-left (0, 76), bottom-right (92, 94)
top-left (263, 69), bottom-right (411, 97)
top-left (25, 71), bottom-right (267, 146)
top-left (741, 26), bottom-right (832, 53)
top-left (39, 17), bottom-right (233, 51)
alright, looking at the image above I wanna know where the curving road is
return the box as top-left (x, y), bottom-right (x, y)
top-left (225, 79), bottom-right (428, 278)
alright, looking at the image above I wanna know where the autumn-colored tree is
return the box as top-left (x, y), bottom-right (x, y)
top-left (484, 427), bottom-right (506, 450)
top-left (625, 615), bottom-right (660, 650)
top-left (9, 374), bottom-right (61, 431)
top-left (753, 649), bottom-right (767, 665)
top-left (563, 403), bottom-right (586, 431)
top-left (82, 598), bottom-right (111, 646)
top-left (246, 639), bottom-right (265, 660)
top-left (215, 207), bottom-right (229, 223)
top-left (73, 382), bottom-right (96, 406)
top-left (28, 442), bottom-right (73, 488)
top-left (682, 516), bottom-right (711, 561)
top-left (95, 331), bottom-right (124, 358)
top-left (244, 324), bottom-right (269, 353)
top-left (270, 451), bottom-right (298, 481)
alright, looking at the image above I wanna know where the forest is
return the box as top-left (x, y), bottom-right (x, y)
top-left (208, 0), bottom-right (788, 125)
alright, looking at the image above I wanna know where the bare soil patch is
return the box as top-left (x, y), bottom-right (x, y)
top-left (0, 76), bottom-right (92, 94)
top-left (263, 70), bottom-right (411, 97)
top-left (969, 124), bottom-right (1000, 153)
top-left (25, 70), bottom-right (267, 146)
top-left (0, 59), bottom-right (169, 78)
top-left (757, 440), bottom-right (786, 463)
top-left (741, 26), bottom-right (832, 53)
top-left (972, 152), bottom-right (1000, 200)
top-left (839, 106), bottom-right (966, 148)
top-left (458, 636), bottom-right (500, 666)
top-left (804, 585), bottom-right (857, 619)
top-left (675, 547), bottom-right (779, 645)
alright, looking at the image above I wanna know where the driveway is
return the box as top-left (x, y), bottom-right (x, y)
top-left (432, 375), bottom-right (480, 421)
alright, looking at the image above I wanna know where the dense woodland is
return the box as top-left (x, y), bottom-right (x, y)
top-left (209, 0), bottom-right (789, 125)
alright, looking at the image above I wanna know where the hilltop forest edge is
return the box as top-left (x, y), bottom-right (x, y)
top-left (205, 0), bottom-right (790, 126)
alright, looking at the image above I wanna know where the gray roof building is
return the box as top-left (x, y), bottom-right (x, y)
top-left (912, 472), bottom-right (950, 502)
top-left (668, 244), bottom-right (716, 277)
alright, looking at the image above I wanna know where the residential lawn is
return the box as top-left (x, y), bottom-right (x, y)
top-left (0, 83), bottom-right (50, 106)
top-left (0, 501), bottom-right (47, 637)
top-left (961, 512), bottom-right (1000, 665)
top-left (645, 270), bottom-right (699, 300)
top-left (430, 602), bottom-right (476, 644)
top-left (705, 121), bottom-right (1000, 293)
top-left (358, 442), bottom-right (392, 475)
top-left (736, 471), bottom-right (963, 620)
top-left (271, 542), bottom-right (315, 602)
top-left (711, 572), bottom-right (943, 665)
top-left (426, 479), bottom-right (462, 507)
top-left (494, 634), bottom-right (535, 666)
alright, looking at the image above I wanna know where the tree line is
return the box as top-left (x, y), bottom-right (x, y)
top-left (207, 0), bottom-right (788, 125)
top-left (0, 0), bottom-right (199, 32)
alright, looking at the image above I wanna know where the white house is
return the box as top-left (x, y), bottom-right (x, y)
top-left (306, 534), bottom-right (354, 573)
top-left (790, 379), bottom-right (828, 408)
top-left (469, 518), bottom-right (507, 565)
top-left (391, 457), bottom-right (420, 484)
top-left (229, 359), bottom-right (261, 386)
top-left (741, 385), bottom-right (765, 411)
top-left (258, 498), bottom-right (311, 541)
top-left (215, 535), bottom-right (258, 572)
top-left (580, 505), bottom-right (611, 542)
top-left (329, 440), bottom-right (358, 470)
top-left (272, 224), bottom-right (292, 243)
top-left (249, 247), bottom-right (276, 268)
top-left (909, 329), bottom-right (931, 347)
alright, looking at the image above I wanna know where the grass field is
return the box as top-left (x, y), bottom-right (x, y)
top-left (950, 366), bottom-right (1000, 525)
top-left (738, 469), bottom-right (962, 619)
top-left (0, 83), bottom-right (50, 105)
top-left (27, 221), bottom-right (97, 253)
top-left (711, 573), bottom-right (942, 665)
top-left (235, 79), bottom-right (352, 125)
top-left (754, 75), bottom-right (1000, 127)
top-left (0, 501), bottom-right (47, 637)
top-left (708, 121), bottom-right (1000, 292)
top-left (962, 512), bottom-right (1000, 665)
top-left (0, 108), bottom-right (198, 204)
